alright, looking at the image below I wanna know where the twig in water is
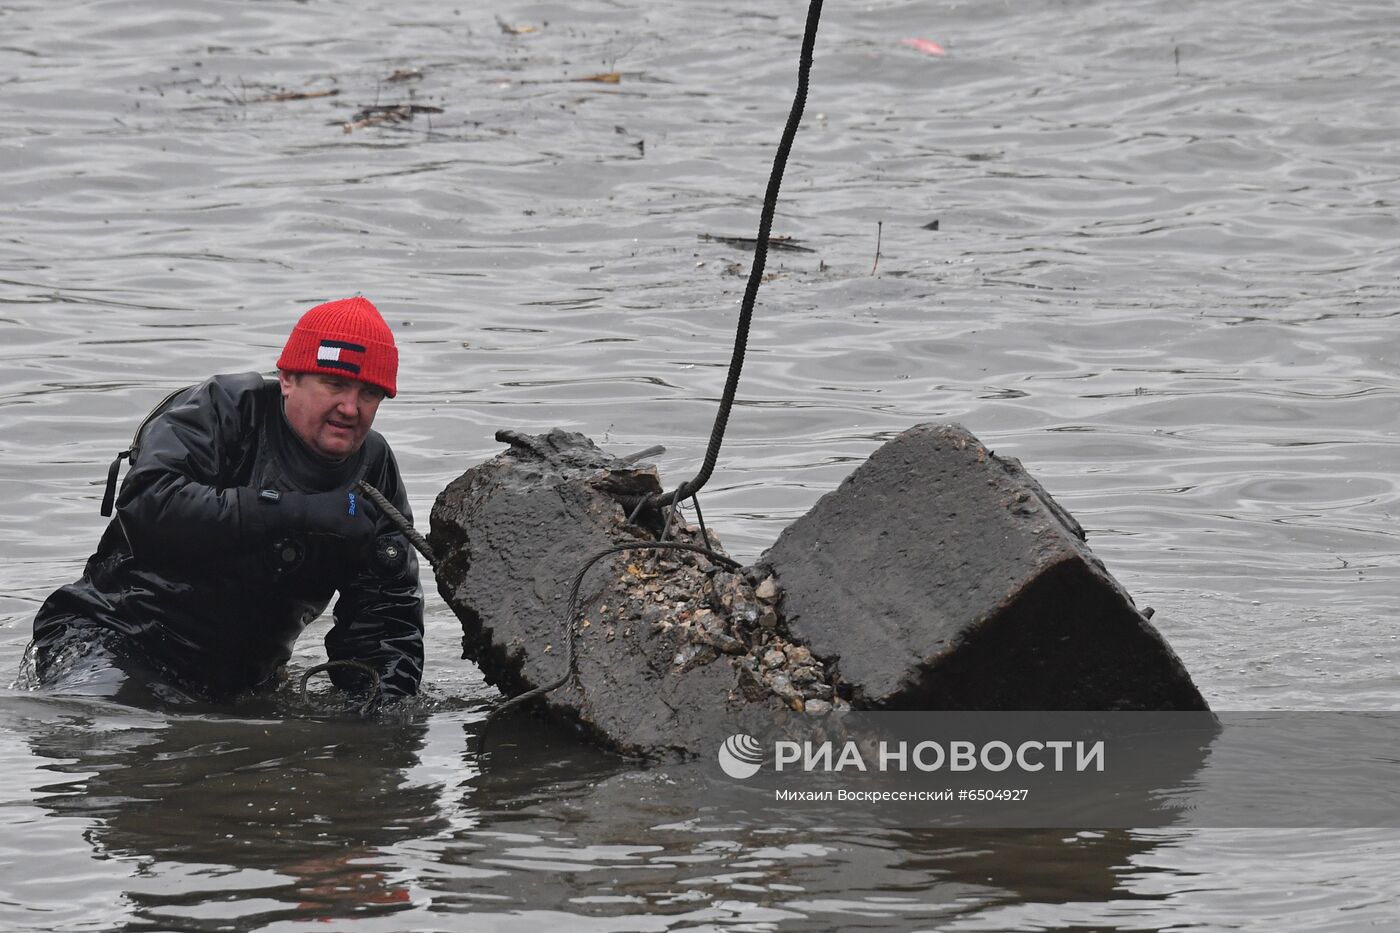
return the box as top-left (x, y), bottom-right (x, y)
top-left (870, 220), bottom-right (883, 275)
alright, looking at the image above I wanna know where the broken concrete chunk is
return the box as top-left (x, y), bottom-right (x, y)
top-left (429, 423), bottom-right (1208, 760)
top-left (428, 428), bottom-right (848, 758)
top-left (757, 423), bottom-right (1208, 711)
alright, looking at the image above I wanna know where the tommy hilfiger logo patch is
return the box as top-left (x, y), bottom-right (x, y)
top-left (317, 339), bottom-right (366, 375)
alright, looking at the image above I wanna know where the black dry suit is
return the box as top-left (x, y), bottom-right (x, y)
top-left (31, 373), bottom-right (424, 700)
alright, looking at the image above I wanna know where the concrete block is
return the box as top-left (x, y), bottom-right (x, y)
top-left (758, 423), bottom-right (1208, 711)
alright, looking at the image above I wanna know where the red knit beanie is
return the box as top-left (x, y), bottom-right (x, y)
top-left (276, 296), bottom-right (398, 397)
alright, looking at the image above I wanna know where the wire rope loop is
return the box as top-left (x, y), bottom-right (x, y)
top-left (299, 659), bottom-right (383, 718)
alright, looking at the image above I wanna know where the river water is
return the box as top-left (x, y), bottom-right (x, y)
top-left (1, 0), bottom-right (1397, 929)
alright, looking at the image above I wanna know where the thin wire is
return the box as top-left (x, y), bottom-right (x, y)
top-left (645, 487), bottom-right (684, 573)
top-left (691, 494), bottom-right (715, 553)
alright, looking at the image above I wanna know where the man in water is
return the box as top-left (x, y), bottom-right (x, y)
top-left (24, 296), bottom-right (424, 705)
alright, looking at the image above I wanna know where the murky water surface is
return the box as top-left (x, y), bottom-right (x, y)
top-left (2, 0), bottom-right (1397, 929)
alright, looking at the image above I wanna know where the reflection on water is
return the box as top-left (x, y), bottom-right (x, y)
top-left (8, 693), bottom-right (1398, 930)
top-left (8, 693), bottom-right (1204, 930)
top-left (2, 0), bottom-right (1398, 927)
top-left (16, 696), bottom-right (439, 927)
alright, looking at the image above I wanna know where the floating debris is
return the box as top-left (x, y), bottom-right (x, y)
top-left (496, 16), bottom-right (539, 35)
top-left (900, 37), bottom-right (947, 56)
top-left (386, 68), bottom-right (423, 83)
top-left (341, 103), bottom-right (444, 133)
top-left (249, 88), bottom-right (340, 104)
top-left (699, 233), bottom-right (814, 253)
top-left (574, 71), bottom-right (622, 84)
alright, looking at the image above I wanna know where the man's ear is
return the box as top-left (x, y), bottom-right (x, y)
top-left (277, 370), bottom-right (299, 398)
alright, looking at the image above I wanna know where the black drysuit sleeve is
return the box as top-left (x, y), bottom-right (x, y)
top-left (113, 375), bottom-right (262, 566)
top-left (325, 448), bottom-right (425, 698)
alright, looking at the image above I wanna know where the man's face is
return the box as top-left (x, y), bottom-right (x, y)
top-left (279, 372), bottom-right (385, 459)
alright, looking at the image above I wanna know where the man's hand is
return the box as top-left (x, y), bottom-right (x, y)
top-left (259, 487), bottom-right (376, 561)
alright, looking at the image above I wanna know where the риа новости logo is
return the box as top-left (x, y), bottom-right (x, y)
top-left (718, 734), bottom-right (764, 779)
